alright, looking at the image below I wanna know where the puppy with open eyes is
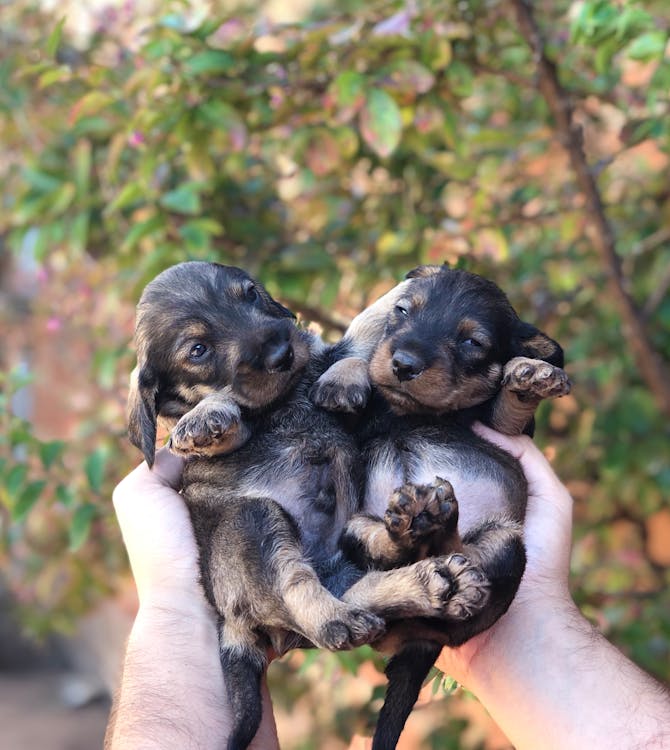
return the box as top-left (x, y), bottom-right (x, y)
top-left (127, 261), bottom-right (483, 750)
top-left (311, 264), bottom-right (571, 750)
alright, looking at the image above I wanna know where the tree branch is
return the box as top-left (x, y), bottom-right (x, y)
top-left (282, 298), bottom-right (349, 334)
top-left (510, 0), bottom-right (670, 417)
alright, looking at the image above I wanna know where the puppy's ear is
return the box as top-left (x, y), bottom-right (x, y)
top-left (269, 299), bottom-right (296, 319)
top-left (257, 285), bottom-right (296, 319)
top-left (127, 364), bottom-right (160, 467)
top-left (512, 321), bottom-right (564, 368)
top-left (405, 264), bottom-right (447, 279)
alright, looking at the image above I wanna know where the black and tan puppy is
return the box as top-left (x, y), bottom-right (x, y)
top-left (127, 261), bottom-right (488, 750)
top-left (312, 264), bottom-right (571, 750)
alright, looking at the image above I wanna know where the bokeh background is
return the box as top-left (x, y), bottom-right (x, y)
top-left (1, 0), bottom-right (669, 747)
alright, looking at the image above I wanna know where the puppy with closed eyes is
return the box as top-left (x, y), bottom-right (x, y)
top-left (127, 261), bottom-right (486, 750)
top-left (311, 264), bottom-right (571, 750)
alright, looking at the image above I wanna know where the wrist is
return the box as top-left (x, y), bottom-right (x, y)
top-left (134, 590), bottom-right (217, 629)
top-left (448, 586), bottom-right (580, 691)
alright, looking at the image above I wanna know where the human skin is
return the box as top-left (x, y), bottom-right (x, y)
top-left (107, 434), bottom-right (670, 750)
top-left (434, 424), bottom-right (670, 750)
top-left (104, 447), bottom-right (279, 750)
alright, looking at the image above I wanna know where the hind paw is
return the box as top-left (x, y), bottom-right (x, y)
top-left (317, 608), bottom-right (385, 650)
top-left (436, 553), bottom-right (490, 620)
top-left (385, 478), bottom-right (458, 547)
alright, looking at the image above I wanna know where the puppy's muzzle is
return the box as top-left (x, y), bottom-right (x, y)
top-left (244, 324), bottom-right (294, 373)
top-left (263, 337), bottom-right (294, 373)
top-left (392, 349), bottom-right (425, 382)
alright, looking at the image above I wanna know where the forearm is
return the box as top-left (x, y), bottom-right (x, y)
top-left (105, 605), bottom-right (279, 750)
top-left (465, 596), bottom-right (670, 750)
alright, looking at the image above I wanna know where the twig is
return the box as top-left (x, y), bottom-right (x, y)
top-left (282, 298), bottom-right (350, 333)
top-left (510, 0), bottom-right (670, 417)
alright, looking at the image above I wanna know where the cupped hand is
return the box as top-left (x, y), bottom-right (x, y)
top-left (436, 423), bottom-right (574, 685)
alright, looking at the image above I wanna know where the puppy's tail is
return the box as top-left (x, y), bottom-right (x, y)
top-left (220, 642), bottom-right (266, 750)
top-left (372, 641), bottom-right (441, 750)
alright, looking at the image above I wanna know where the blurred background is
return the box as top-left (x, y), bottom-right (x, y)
top-left (1, 0), bottom-right (669, 747)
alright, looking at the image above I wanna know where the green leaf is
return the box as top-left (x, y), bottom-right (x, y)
top-left (13, 480), bottom-right (47, 521)
top-left (48, 182), bottom-right (76, 215)
top-left (56, 484), bottom-right (76, 508)
top-left (39, 441), bottom-right (65, 469)
top-left (46, 17), bottom-right (66, 58)
top-left (627, 32), bottom-right (667, 61)
top-left (38, 66), bottom-right (72, 89)
top-left (85, 448), bottom-right (107, 493)
top-left (22, 167), bottom-right (62, 194)
top-left (160, 184), bottom-right (202, 215)
top-left (70, 91), bottom-right (115, 123)
top-left (121, 213), bottom-right (165, 251)
top-left (328, 71), bottom-right (366, 121)
top-left (184, 49), bottom-right (235, 76)
top-left (359, 89), bottom-right (403, 158)
top-left (69, 504), bottom-right (97, 551)
top-left (107, 182), bottom-right (146, 213)
top-left (73, 139), bottom-right (92, 197)
top-left (70, 211), bottom-right (90, 253)
top-left (5, 464), bottom-right (28, 498)
top-left (379, 60), bottom-right (436, 96)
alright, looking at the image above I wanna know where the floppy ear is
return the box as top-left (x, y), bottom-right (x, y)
top-left (269, 299), bottom-right (296, 319)
top-left (257, 284), bottom-right (296, 319)
top-left (405, 264), bottom-right (447, 279)
top-left (512, 321), bottom-right (564, 368)
top-left (126, 364), bottom-right (160, 467)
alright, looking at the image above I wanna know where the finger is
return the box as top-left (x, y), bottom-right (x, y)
top-left (472, 423), bottom-right (564, 495)
top-left (151, 447), bottom-right (185, 489)
top-left (472, 422), bottom-right (530, 459)
top-left (113, 449), bottom-right (184, 507)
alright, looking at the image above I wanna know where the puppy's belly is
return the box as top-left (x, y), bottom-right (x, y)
top-left (409, 466), bottom-right (511, 535)
top-left (365, 446), bottom-right (520, 535)
top-left (238, 465), bottom-right (342, 558)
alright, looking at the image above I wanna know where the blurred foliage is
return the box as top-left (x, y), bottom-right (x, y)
top-left (1, 0), bottom-right (670, 745)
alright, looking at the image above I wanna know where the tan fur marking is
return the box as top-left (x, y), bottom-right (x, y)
top-left (523, 334), bottom-right (558, 358)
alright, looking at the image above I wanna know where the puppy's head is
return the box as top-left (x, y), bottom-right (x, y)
top-left (369, 264), bottom-right (563, 415)
top-left (127, 261), bottom-right (309, 465)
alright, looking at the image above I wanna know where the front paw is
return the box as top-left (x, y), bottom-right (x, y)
top-left (309, 357), bottom-right (371, 413)
top-left (503, 357), bottom-right (571, 401)
top-left (310, 378), bottom-right (370, 413)
top-left (169, 401), bottom-right (250, 458)
top-left (385, 478), bottom-right (458, 548)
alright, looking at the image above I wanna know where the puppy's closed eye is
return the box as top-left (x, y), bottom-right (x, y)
top-left (187, 342), bottom-right (210, 362)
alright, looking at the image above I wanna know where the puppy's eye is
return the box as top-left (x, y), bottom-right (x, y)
top-left (244, 284), bottom-right (259, 303)
top-left (395, 304), bottom-right (409, 317)
top-left (189, 343), bottom-right (208, 360)
top-left (462, 338), bottom-right (483, 349)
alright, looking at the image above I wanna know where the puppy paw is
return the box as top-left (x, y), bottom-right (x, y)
top-left (169, 400), bottom-right (251, 458)
top-left (435, 553), bottom-right (490, 620)
top-left (309, 357), bottom-right (371, 413)
top-left (503, 357), bottom-right (571, 401)
top-left (317, 608), bottom-right (385, 650)
top-left (384, 478), bottom-right (458, 547)
top-left (310, 379), bottom-right (370, 413)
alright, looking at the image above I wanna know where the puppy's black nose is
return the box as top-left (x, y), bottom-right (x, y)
top-left (392, 350), bottom-right (424, 382)
top-left (263, 339), bottom-right (294, 373)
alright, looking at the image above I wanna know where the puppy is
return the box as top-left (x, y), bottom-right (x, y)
top-left (127, 261), bottom-right (486, 750)
top-left (312, 264), bottom-right (571, 749)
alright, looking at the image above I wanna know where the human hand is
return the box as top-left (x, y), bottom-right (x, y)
top-left (108, 449), bottom-right (279, 750)
top-left (436, 423), bottom-right (574, 686)
top-left (112, 447), bottom-right (206, 614)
